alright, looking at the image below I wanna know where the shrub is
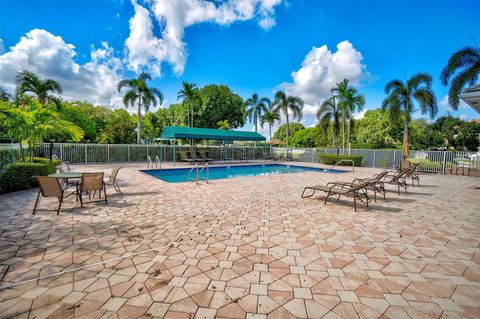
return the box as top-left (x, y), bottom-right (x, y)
top-left (17, 157), bottom-right (61, 166)
top-left (0, 162), bottom-right (57, 194)
top-left (319, 154), bottom-right (363, 167)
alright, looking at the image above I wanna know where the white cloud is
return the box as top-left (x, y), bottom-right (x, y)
top-left (0, 29), bottom-right (124, 107)
top-left (280, 40), bottom-right (368, 118)
top-left (354, 110), bottom-right (366, 120)
top-left (125, 0), bottom-right (284, 77)
top-left (439, 94), bottom-right (468, 112)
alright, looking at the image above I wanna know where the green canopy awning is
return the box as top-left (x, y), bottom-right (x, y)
top-left (160, 126), bottom-right (266, 141)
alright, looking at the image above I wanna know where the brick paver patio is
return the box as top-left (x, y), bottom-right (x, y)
top-left (0, 162), bottom-right (479, 319)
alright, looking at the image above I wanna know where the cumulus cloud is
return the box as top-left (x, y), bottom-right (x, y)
top-left (439, 94), bottom-right (468, 112)
top-left (280, 40), bottom-right (368, 116)
top-left (0, 29), bottom-right (124, 107)
top-left (125, 0), bottom-right (283, 76)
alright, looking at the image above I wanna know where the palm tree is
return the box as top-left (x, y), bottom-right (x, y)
top-left (177, 81), bottom-right (201, 127)
top-left (316, 96), bottom-right (340, 147)
top-left (340, 87), bottom-right (365, 149)
top-left (243, 93), bottom-right (270, 133)
top-left (382, 73), bottom-right (437, 160)
top-left (217, 120), bottom-right (230, 130)
top-left (16, 70), bottom-right (63, 106)
top-left (440, 46), bottom-right (480, 110)
top-left (117, 72), bottom-right (163, 144)
top-left (0, 87), bottom-right (10, 102)
top-left (272, 91), bottom-right (304, 150)
top-left (260, 106), bottom-right (280, 140)
top-left (331, 79), bottom-right (349, 150)
top-left (331, 79), bottom-right (365, 150)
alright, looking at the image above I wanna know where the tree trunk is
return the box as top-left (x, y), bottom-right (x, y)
top-left (402, 118), bottom-right (410, 160)
top-left (285, 110), bottom-right (290, 159)
top-left (342, 114), bottom-right (345, 152)
top-left (269, 124), bottom-right (272, 141)
top-left (332, 128), bottom-right (336, 147)
top-left (347, 119), bottom-right (351, 155)
top-left (137, 101), bottom-right (141, 144)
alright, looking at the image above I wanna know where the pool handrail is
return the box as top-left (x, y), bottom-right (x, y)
top-left (331, 159), bottom-right (355, 172)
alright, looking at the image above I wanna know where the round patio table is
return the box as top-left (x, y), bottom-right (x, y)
top-left (49, 172), bottom-right (83, 179)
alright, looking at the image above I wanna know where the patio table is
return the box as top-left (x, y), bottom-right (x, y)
top-left (48, 172), bottom-right (84, 199)
top-left (48, 172), bottom-right (83, 179)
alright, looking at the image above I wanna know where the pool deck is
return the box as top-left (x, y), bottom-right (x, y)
top-left (0, 161), bottom-right (479, 319)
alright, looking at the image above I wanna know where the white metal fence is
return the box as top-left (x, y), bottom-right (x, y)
top-left (1, 143), bottom-right (479, 174)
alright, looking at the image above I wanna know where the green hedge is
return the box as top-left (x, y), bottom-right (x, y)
top-left (17, 157), bottom-right (61, 166)
top-left (319, 154), bottom-right (363, 166)
top-left (0, 161), bottom-right (57, 194)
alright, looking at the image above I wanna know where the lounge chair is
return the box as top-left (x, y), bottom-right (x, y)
top-left (330, 170), bottom-right (390, 203)
top-left (79, 172), bottom-right (107, 206)
top-left (179, 151), bottom-right (195, 164)
top-left (198, 151), bottom-right (214, 162)
top-left (301, 180), bottom-right (371, 212)
top-left (188, 151), bottom-right (205, 163)
top-left (380, 169), bottom-right (409, 195)
top-left (408, 162), bottom-right (421, 186)
top-left (105, 167), bottom-right (122, 193)
top-left (33, 176), bottom-right (70, 215)
top-left (398, 161), bottom-right (421, 187)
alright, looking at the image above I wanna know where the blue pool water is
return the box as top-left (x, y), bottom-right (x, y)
top-left (142, 164), bottom-right (343, 183)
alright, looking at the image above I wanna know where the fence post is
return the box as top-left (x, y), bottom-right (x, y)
top-left (85, 145), bottom-right (87, 164)
top-left (442, 151), bottom-right (447, 174)
top-left (373, 149), bottom-right (376, 168)
top-left (128, 145), bottom-right (130, 162)
top-left (107, 144), bottom-right (110, 163)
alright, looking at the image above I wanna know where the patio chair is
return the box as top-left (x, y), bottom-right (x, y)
top-left (190, 151), bottom-right (206, 162)
top-left (105, 167), bottom-right (122, 193)
top-left (179, 151), bottom-right (195, 164)
top-left (408, 162), bottom-right (421, 186)
top-left (331, 170), bottom-right (389, 203)
top-left (301, 180), bottom-right (371, 212)
top-left (381, 169), bottom-right (409, 195)
top-left (198, 151), bottom-right (214, 162)
top-left (399, 160), bottom-right (411, 171)
top-left (79, 172), bottom-right (107, 207)
top-left (33, 176), bottom-right (69, 215)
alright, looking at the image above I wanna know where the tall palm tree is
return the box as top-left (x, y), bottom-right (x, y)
top-left (382, 73), bottom-right (437, 160)
top-left (16, 70), bottom-right (63, 106)
top-left (243, 93), bottom-right (270, 133)
top-left (177, 81), bottom-right (201, 127)
top-left (440, 46), bottom-right (480, 110)
top-left (331, 79), bottom-right (349, 150)
top-left (316, 96), bottom-right (340, 147)
top-left (117, 72), bottom-right (163, 144)
top-left (272, 91), bottom-right (304, 150)
top-left (340, 88), bottom-right (365, 149)
top-left (331, 79), bottom-right (365, 150)
top-left (260, 105), bottom-right (280, 141)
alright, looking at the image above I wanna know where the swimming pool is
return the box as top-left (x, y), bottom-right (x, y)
top-left (142, 164), bottom-right (343, 183)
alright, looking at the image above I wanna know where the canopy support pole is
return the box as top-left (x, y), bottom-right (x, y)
top-left (173, 138), bottom-right (176, 167)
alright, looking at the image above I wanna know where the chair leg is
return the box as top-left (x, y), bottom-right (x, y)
top-left (104, 183), bottom-right (108, 204)
top-left (115, 181), bottom-right (122, 193)
top-left (324, 192), bottom-right (331, 205)
top-left (353, 195), bottom-right (357, 212)
top-left (57, 193), bottom-right (63, 215)
top-left (78, 185), bottom-right (84, 208)
top-left (33, 190), bottom-right (41, 215)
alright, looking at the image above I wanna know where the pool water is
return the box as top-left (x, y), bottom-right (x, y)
top-left (142, 164), bottom-right (343, 183)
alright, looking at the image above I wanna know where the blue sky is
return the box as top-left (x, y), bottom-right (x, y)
top-left (1, 0), bottom-right (479, 134)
